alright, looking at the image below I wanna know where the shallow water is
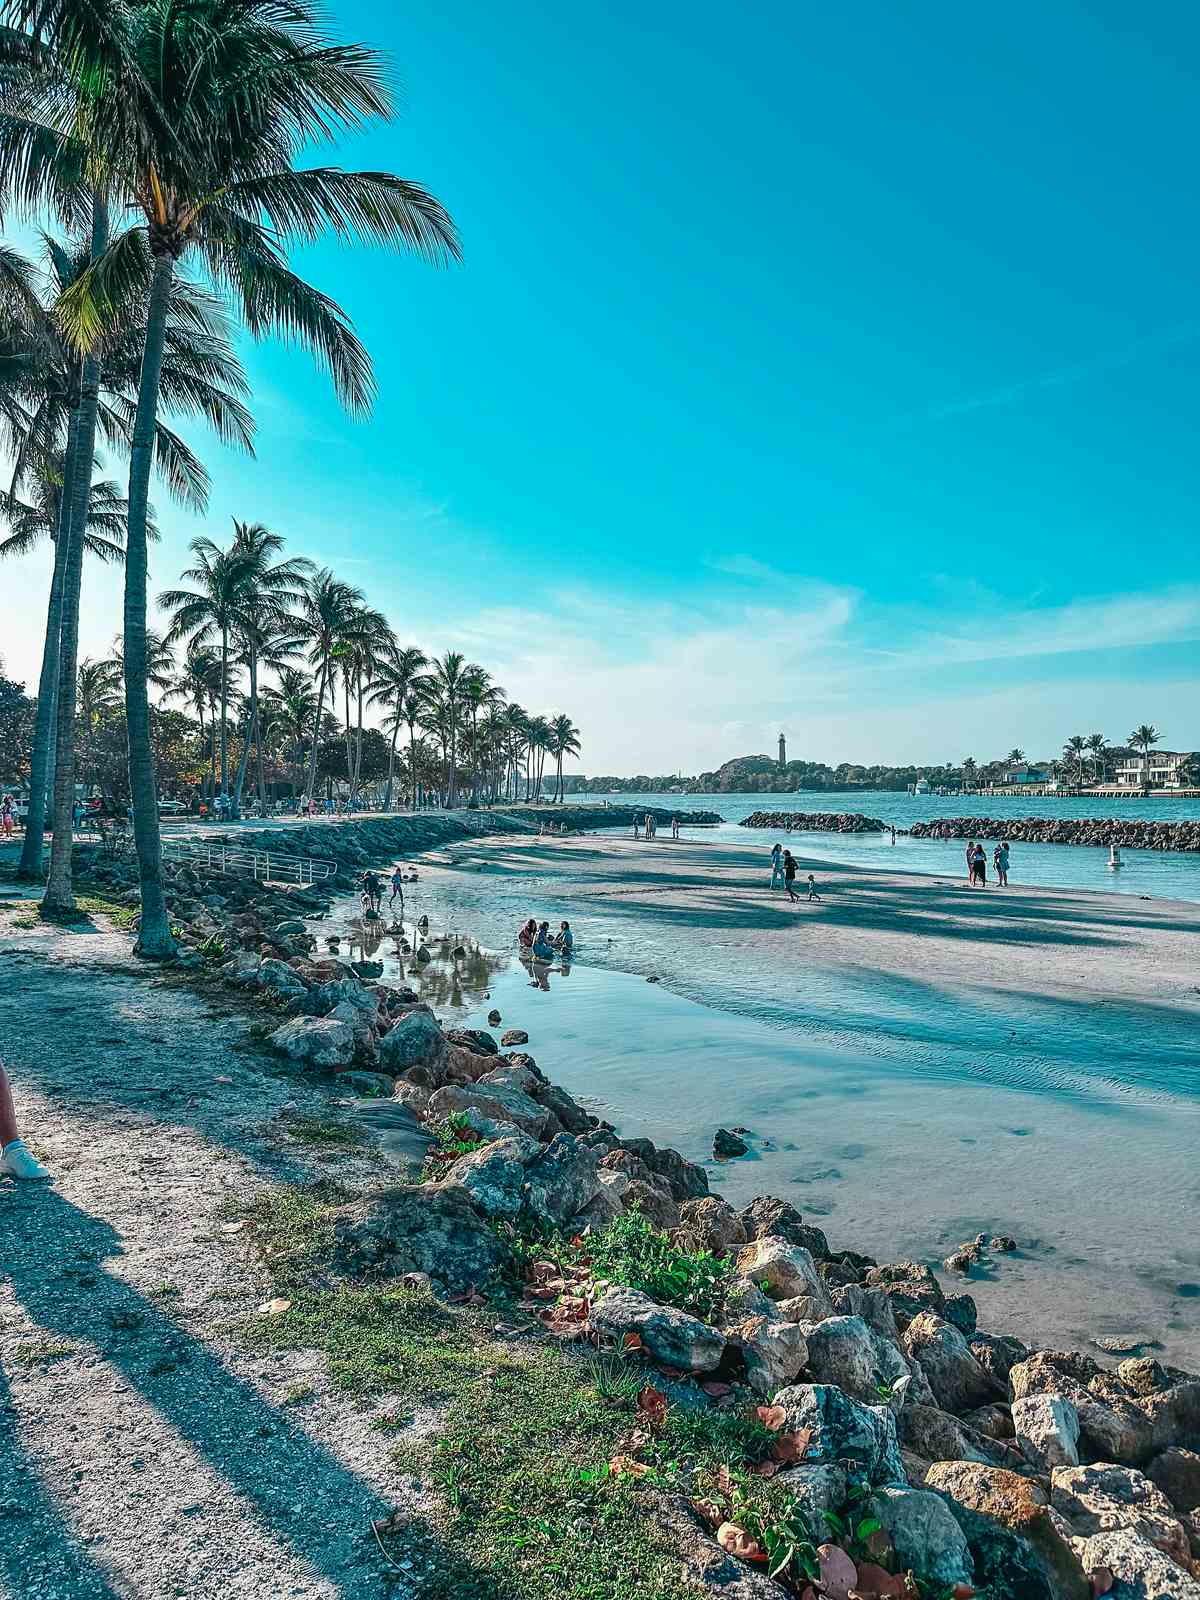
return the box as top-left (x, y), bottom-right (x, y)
top-left (326, 881), bottom-right (1200, 1367)
top-left (620, 790), bottom-right (1200, 903)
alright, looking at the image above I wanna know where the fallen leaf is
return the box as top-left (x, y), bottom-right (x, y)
top-left (657, 1364), bottom-right (685, 1379)
top-left (220, 1222), bottom-right (245, 1235)
top-left (771, 1428), bottom-right (812, 1463)
top-left (622, 1332), bottom-right (644, 1351)
top-left (637, 1385), bottom-right (668, 1423)
top-left (950, 1589), bottom-right (976, 1600)
top-left (852, 1564), bottom-right (906, 1598)
top-left (715, 1465), bottom-right (735, 1497)
top-left (259, 1297), bottom-right (292, 1316)
top-left (607, 1454), bottom-right (649, 1479)
top-left (372, 1511), bottom-right (407, 1536)
top-left (817, 1543), bottom-right (858, 1600)
top-left (700, 1379), bottom-right (732, 1397)
top-left (692, 1498), bottom-right (723, 1528)
top-left (716, 1522), bottom-right (767, 1563)
top-left (756, 1404), bottom-right (786, 1430)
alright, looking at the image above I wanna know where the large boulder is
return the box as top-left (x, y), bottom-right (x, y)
top-left (1012, 1393), bottom-right (1081, 1472)
top-left (589, 1287), bottom-right (725, 1374)
top-left (1050, 1463), bottom-right (1191, 1568)
top-left (255, 956), bottom-right (309, 998)
top-left (1009, 1354), bottom-right (1155, 1463)
top-left (735, 1237), bottom-right (833, 1322)
top-left (971, 1332), bottom-right (1029, 1389)
top-left (1137, 1381), bottom-right (1200, 1454)
top-left (924, 1460), bottom-right (1089, 1600)
top-left (332, 1183), bottom-right (511, 1292)
top-left (1147, 1448), bottom-right (1200, 1514)
top-left (771, 1464), bottom-right (846, 1543)
top-left (800, 1314), bottom-right (917, 1408)
top-left (899, 1402), bottom-right (1017, 1469)
top-left (863, 1261), bottom-right (945, 1329)
top-left (378, 1012), bottom-right (448, 1074)
top-left (902, 1311), bottom-right (999, 1414)
top-left (1077, 1528), bottom-right (1200, 1599)
top-left (619, 1138), bottom-right (708, 1201)
top-left (443, 1135), bottom-right (540, 1219)
top-left (532, 1080), bottom-right (592, 1135)
top-left (444, 1027), bottom-right (499, 1056)
top-left (675, 1196), bottom-right (747, 1257)
top-left (522, 1134), bottom-right (602, 1226)
top-left (724, 1316), bottom-right (809, 1397)
top-left (427, 1082), bottom-right (553, 1141)
top-left (830, 1283), bottom-right (901, 1344)
top-left (771, 1383), bottom-right (905, 1487)
top-left (868, 1485), bottom-right (973, 1591)
top-left (267, 1015), bottom-right (355, 1068)
top-left (738, 1196), bottom-right (829, 1260)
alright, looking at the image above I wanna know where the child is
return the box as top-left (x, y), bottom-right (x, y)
top-left (806, 873), bottom-right (821, 902)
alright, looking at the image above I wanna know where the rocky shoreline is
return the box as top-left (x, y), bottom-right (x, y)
top-left (907, 816), bottom-right (1200, 852)
top-left (68, 829), bottom-right (1200, 1600)
top-left (740, 812), bottom-right (886, 834)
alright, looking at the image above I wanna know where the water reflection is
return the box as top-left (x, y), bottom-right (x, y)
top-left (321, 904), bottom-right (509, 1010)
top-left (519, 951), bottom-right (574, 991)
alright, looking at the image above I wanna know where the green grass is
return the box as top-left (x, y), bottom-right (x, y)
top-left (13, 1338), bottom-right (77, 1366)
top-left (0, 885), bottom-right (139, 932)
top-left (283, 1115), bottom-right (372, 1151)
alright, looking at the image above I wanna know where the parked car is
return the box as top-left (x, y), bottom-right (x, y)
top-left (157, 799), bottom-right (188, 816)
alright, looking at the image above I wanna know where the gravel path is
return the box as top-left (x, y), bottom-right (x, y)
top-left (0, 906), bottom-right (418, 1600)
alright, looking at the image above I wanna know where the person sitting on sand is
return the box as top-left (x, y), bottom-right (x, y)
top-left (554, 920), bottom-right (574, 957)
top-left (770, 842), bottom-right (784, 890)
top-left (532, 921), bottom-right (557, 961)
top-left (518, 918), bottom-right (537, 950)
top-left (806, 872), bottom-right (821, 902)
top-left (782, 849), bottom-right (798, 902)
top-left (0, 1061), bottom-right (52, 1181)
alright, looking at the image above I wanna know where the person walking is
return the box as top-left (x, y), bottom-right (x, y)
top-left (633, 816), bottom-right (641, 840)
top-left (389, 866), bottom-right (405, 910)
top-left (0, 1061), bottom-right (52, 1181)
top-left (1, 795), bottom-right (14, 838)
top-left (993, 840), bottom-right (1010, 887)
top-left (965, 840), bottom-right (976, 883)
top-left (671, 816), bottom-right (679, 840)
top-left (782, 849), bottom-right (798, 902)
top-left (769, 842), bottom-right (784, 889)
top-left (806, 872), bottom-right (822, 901)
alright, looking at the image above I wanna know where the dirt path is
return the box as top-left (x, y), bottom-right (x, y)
top-left (0, 906), bottom-right (413, 1600)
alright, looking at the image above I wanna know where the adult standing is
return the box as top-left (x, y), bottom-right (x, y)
top-left (994, 840), bottom-right (1010, 887)
top-left (782, 849), bottom-right (799, 902)
top-left (0, 1061), bottom-right (52, 1181)
top-left (769, 842), bottom-right (784, 889)
top-left (671, 816), bottom-right (680, 840)
top-left (972, 842), bottom-right (988, 886)
top-left (965, 840), bottom-right (976, 883)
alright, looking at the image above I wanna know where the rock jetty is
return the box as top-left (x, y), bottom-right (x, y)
top-left (740, 810), bottom-right (886, 833)
top-left (908, 816), bottom-right (1200, 852)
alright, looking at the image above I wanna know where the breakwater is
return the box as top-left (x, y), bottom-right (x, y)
top-left (907, 815), bottom-right (1200, 852)
top-left (209, 803), bottom-right (722, 876)
top-left (739, 810), bottom-right (885, 833)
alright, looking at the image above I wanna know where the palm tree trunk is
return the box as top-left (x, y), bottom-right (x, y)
top-left (218, 623), bottom-right (229, 800)
top-left (231, 653), bottom-right (257, 816)
top-left (304, 661), bottom-right (327, 805)
top-left (44, 198), bottom-right (110, 909)
top-left (18, 422), bottom-right (77, 877)
top-left (122, 249), bottom-right (177, 958)
top-left (408, 720), bottom-right (419, 810)
top-left (383, 716), bottom-right (399, 809)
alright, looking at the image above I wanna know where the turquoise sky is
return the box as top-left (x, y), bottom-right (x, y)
top-left (7, 0), bottom-right (1200, 770)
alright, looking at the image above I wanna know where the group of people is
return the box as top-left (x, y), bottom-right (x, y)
top-left (518, 917), bottom-right (574, 961)
top-left (768, 843), bottom-right (822, 903)
top-left (632, 814), bottom-right (681, 841)
top-left (965, 839), bottom-right (1011, 887)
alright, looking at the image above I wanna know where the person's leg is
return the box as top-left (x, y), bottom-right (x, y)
top-left (0, 1063), bottom-right (18, 1148)
top-left (0, 1062), bottom-right (52, 1180)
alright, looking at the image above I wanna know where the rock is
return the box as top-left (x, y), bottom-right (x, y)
top-left (255, 956), bottom-right (309, 997)
top-left (675, 1196), bottom-right (747, 1257)
top-left (655, 1499), bottom-right (782, 1599)
top-left (220, 950), bottom-right (262, 985)
top-left (869, 1485), bottom-right (974, 1591)
top-left (427, 1082), bottom-right (553, 1141)
top-left (522, 1134), bottom-right (602, 1225)
top-left (800, 1315), bottom-right (916, 1408)
top-left (1051, 1463), bottom-right (1191, 1568)
top-left (924, 1460), bottom-right (1090, 1600)
top-left (830, 1283), bottom-right (901, 1344)
top-left (443, 1135), bottom-right (540, 1219)
top-left (622, 1177), bottom-right (680, 1230)
top-left (899, 1402), bottom-right (1016, 1468)
top-left (267, 1015), bottom-right (355, 1068)
top-left (1012, 1393), bottom-right (1081, 1472)
top-left (771, 1383), bottom-right (906, 1487)
top-left (943, 1292), bottom-right (978, 1338)
top-left (350, 959), bottom-right (383, 979)
top-left (620, 1139), bottom-right (709, 1201)
top-left (716, 1276), bottom-right (778, 1327)
top-left (965, 1402), bottom-right (1016, 1441)
top-left (1137, 1381), bottom-right (1200, 1454)
top-left (863, 1261), bottom-right (946, 1329)
top-left (738, 1196), bottom-right (829, 1260)
top-left (487, 1009), bottom-right (501, 1026)
top-left (735, 1238), bottom-right (833, 1321)
top-left (944, 1249), bottom-right (976, 1275)
top-left (724, 1316), bottom-right (809, 1396)
top-left (272, 918), bottom-right (307, 937)
top-left (713, 1127), bottom-right (749, 1159)
top-left (500, 1028), bottom-right (528, 1046)
top-left (313, 977), bottom-right (378, 1016)
top-left (391, 1079), bottom-right (431, 1116)
top-left (332, 1183), bottom-right (511, 1292)
top-left (1118, 1359), bottom-right (1174, 1398)
top-left (1077, 1528), bottom-right (1200, 1599)
top-left (531, 1080), bottom-right (592, 1135)
top-left (971, 1332), bottom-right (1029, 1388)
top-left (335, 1070), bottom-right (394, 1098)
top-left (589, 1288), bottom-right (725, 1374)
top-left (1009, 1354), bottom-right (1155, 1463)
top-left (1147, 1449), bottom-right (1200, 1514)
top-left (902, 1311), bottom-right (999, 1413)
top-left (444, 1028), bottom-right (499, 1056)
top-left (378, 1012), bottom-right (448, 1074)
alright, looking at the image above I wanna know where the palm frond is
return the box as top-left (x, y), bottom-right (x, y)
top-left (220, 167), bottom-right (459, 264)
top-left (55, 223), bottom-right (148, 352)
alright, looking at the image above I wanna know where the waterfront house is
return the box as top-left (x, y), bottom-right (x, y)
top-left (1113, 751), bottom-right (1191, 789)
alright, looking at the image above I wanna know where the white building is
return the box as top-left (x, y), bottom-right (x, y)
top-left (1113, 751), bottom-right (1191, 789)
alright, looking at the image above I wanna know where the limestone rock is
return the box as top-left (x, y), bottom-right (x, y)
top-left (589, 1287), bottom-right (725, 1374)
top-left (899, 1403), bottom-right (1017, 1468)
top-left (335, 1070), bottom-right (394, 1098)
top-left (800, 1314), bottom-right (916, 1408)
top-left (378, 1012), bottom-right (448, 1073)
top-left (771, 1464), bottom-right (846, 1542)
top-left (444, 1027), bottom-right (499, 1056)
top-left (444, 1135), bottom-right (540, 1219)
top-left (427, 1081), bottom-right (552, 1141)
top-left (623, 1177), bottom-right (680, 1230)
top-left (1010, 1353), bottom-right (1155, 1463)
top-left (675, 1196), bottom-right (747, 1257)
top-left (267, 1015), bottom-right (355, 1068)
top-left (391, 1079), bottom-right (431, 1116)
top-left (830, 1282), bottom-right (901, 1343)
top-left (863, 1260), bottom-right (946, 1329)
top-left (332, 1183), bottom-right (511, 1291)
top-left (869, 1485), bottom-right (974, 1591)
top-left (1137, 1381), bottom-right (1200, 1454)
top-left (255, 956), bottom-right (309, 997)
top-left (522, 1134), bottom-right (602, 1225)
top-left (971, 1332), bottom-right (1029, 1388)
top-left (735, 1237), bottom-right (833, 1321)
top-left (943, 1292), bottom-right (978, 1338)
top-left (532, 1080), bottom-right (592, 1135)
top-left (902, 1311), bottom-right (999, 1414)
top-left (772, 1383), bottom-right (906, 1487)
top-left (1077, 1528), bottom-right (1200, 1600)
top-left (500, 1028), bottom-right (528, 1046)
top-left (1147, 1448), bottom-right (1200, 1514)
top-left (619, 1138), bottom-right (709, 1201)
top-left (924, 1460), bottom-right (1089, 1600)
top-left (724, 1316), bottom-right (808, 1396)
top-left (1012, 1393), bottom-right (1081, 1471)
top-left (1051, 1463), bottom-right (1191, 1568)
top-left (737, 1196), bottom-right (829, 1260)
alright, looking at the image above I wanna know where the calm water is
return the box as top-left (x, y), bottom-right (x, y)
top-left (613, 790), bottom-right (1200, 903)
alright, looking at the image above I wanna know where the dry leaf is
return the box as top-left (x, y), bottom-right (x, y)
top-left (692, 1498), bottom-right (723, 1528)
top-left (220, 1222), bottom-right (245, 1235)
top-left (771, 1428), bottom-right (812, 1463)
top-left (637, 1386), bottom-right (668, 1423)
top-left (950, 1589), bottom-right (976, 1600)
top-left (752, 1459), bottom-right (781, 1477)
top-left (608, 1454), bottom-right (649, 1479)
top-left (259, 1297), bottom-right (292, 1316)
top-left (700, 1379), bottom-right (732, 1397)
top-left (715, 1465), bottom-right (735, 1497)
top-left (852, 1564), bottom-right (907, 1598)
top-left (817, 1543), bottom-right (858, 1600)
top-left (621, 1332), bottom-right (643, 1351)
top-left (716, 1522), bottom-right (767, 1563)
top-left (372, 1511), bottom-right (407, 1537)
top-left (756, 1404), bottom-right (786, 1431)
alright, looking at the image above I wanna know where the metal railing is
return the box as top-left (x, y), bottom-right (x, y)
top-left (161, 836), bottom-right (338, 887)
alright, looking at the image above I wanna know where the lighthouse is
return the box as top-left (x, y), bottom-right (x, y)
top-left (778, 733), bottom-right (787, 769)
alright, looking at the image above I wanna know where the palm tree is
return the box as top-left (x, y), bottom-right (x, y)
top-left (960, 756), bottom-right (977, 789)
top-left (336, 606), bottom-right (393, 808)
top-left (164, 647), bottom-right (222, 798)
top-left (460, 664), bottom-right (505, 805)
top-left (427, 651), bottom-right (469, 807)
top-left (294, 571), bottom-right (365, 807)
top-left (548, 714), bottom-right (581, 803)
top-left (1128, 724), bottom-right (1160, 787)
top-left (1063, 735), bottom-right (1088, 787)
top-left (368, 645), bottom-right (428, 810)
top-left (41, 0), bottom-right (458, 955)
top-left (1005, 748), bottom-right (1026, 768)
top-left (260, 666), bottom-right (318, 770)
top-left (401, 687), bottom-right (429, 809)
top-left (1085, 733), bottom-right (1109, 786)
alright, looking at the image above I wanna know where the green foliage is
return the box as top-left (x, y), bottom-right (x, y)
top-left (283, 1115), bottom-right (370, 1150)
top-left (196, 933), bottom-right (226, 960)
top-left (548, 1207), bottom-right (732, 1321)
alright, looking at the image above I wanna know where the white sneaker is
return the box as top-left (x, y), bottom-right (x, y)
top-left (0, 1140), bottom-right (53, 1181)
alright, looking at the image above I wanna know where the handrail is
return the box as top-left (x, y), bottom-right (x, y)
top-left (161, 836), bottom-right (338, 887)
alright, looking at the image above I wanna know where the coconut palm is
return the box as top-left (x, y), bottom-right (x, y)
top-left (164, 646), bottom-right (222, 797)
top-left (294, 571), bottom-right (365, 807)
top-left (1005, 748), bottom-right (1025, 767)
top-left (368, 645), bottom-right (428, 809)
top-left (1128, 724), bottom-right (1160, 786)
top-left (548, 714), bottom-right (581, 803)
top-left (460, 664), bottom-right (505, 805)
top-left (335, 606), bottom-right (393, 808)
top-left (259, 667), bottom-right (318, 770)
top-left (36, 0), bottom-right (457, 954)
top-left (426, 651), bottom-right (470, 807)
top-left (1062, 735), bottom-right (1087, 787)
top-left (1085, 733), bottom-right (1109, 785)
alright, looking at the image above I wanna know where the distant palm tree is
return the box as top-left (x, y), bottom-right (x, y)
top-left (548, 714), bottom-right (582, 802)
top-left (295, 571), bottom-right (365, 807)
top-left (337, 607), bottom-right (394, 807)
top-left (960, 756), bottom-right (977, 789)
top-left (368, 646), bottom-right (428, 809)
top-left (1085, 733), bottom-right (1109, 785)
top-left (460, 664), bottom-right (506, 805)
top-left (401, 688), bottom-right (429, 809)
top-left (1128, 724), bottom-right (1160, 786)
top-left (1005, 748), bottom-right (1026, 767)
top-left (1063, 735), bottom-right (1088, 786)
top-left (260, 667), bottom-right (319, 771)
top-left (525, 714), bottom-right (552, 800)
top-left (427, 651), bottom-right (469, 807)
top-left (164, 648), bottom-right (223, 798)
